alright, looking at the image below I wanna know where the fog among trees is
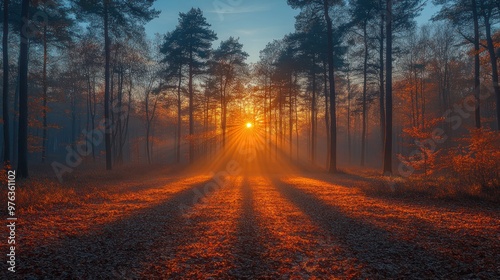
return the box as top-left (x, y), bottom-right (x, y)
top-left (2, 0), bottom-right (499, 183)
top-left (1, 1), bottom-right (500, 278)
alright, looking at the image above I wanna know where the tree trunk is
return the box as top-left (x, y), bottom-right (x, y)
top-left (421, 67), bottom-right (426, 129)
top-left (189, 52), bottom-right (194, 163)
top-left (71, 90), bottom-right (76, 148)
top-left (110, 66), bottom-right (116, 158)
top-left (104, 0), bottom-right (112, 170)
top-left (279, 87), bottom-right (283, 151)
top-left (311, 56), bottom-right (316, 164)
top-left (383, 0), bottom-right (393, 175)
top-left (264, 77), bottom-right (268, 156)
top-left (204, 89), bottom-right (209, 158)
top-left (12, 69), bottom-right (19, 166)
top-left (91, 76), bottom-right (96, 161)
top-left (41, 25), bottom-right (48, 162)
top-left (146, 92), bottom-right (158, 164)
top-left (289, 76), bottom-right (293, 158)
top-left (379, 0), bottom-right (386, 155)
top-left (121, 78), bottom-right (132, 162)
top-left (220, 74), bottom-right (228, 149)
top-left (480, 4), bottom-right (499, 130)
top-left (145, 91), bottom-right (150, 164)
top-left (17, 0), bottom-right (29, 178)
top-left (295, 88), bottom-right (299, 160)
top-left (269, 80), bottom-right (273, 155)
top-left (146, 125), bottom-right (151, 164)
top-left (2, 0), bottom-right (10, 165)
top-left (472, 0), bottom-right (481, 128)
top-left (176, 65), bottom-right (182, 163)
top-left (414, 64), bottom-right (420, 127)
top-left (275, 101), bottom-right (278, 160)
top-left (361, 20), bottom-right (368, 167)
top-left (323, 0), bottom-right (337, 173)
top-left (116, 68), bottom-right (124, 164)
top-left (86, 74), bottom-right (91, 157)
top-left (347, 68), bottom-right (352, 164)
top-left (323, 62), bottom-right (330, 168)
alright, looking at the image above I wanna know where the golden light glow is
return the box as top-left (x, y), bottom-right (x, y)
top-left (246, 122), bottom-right (253, 128)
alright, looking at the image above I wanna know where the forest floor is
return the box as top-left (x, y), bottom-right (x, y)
top-left (1, 160), bottom-right (499, 279)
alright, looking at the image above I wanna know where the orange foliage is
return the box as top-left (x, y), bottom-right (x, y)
top-left (398, 118), bottom-right (445, 177)
top-left (449, 128), bottom-right (500, 191)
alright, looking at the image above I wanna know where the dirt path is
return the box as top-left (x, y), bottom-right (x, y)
top-left (3, 171), bottom-right (499, 279)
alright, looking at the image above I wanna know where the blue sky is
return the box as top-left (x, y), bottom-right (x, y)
top-left (145, 1), bottom-right (440, 63)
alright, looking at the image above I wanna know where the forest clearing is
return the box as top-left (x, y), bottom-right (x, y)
top-left (0, 160), bottom-right (498, 278)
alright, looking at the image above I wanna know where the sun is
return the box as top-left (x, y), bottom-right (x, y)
top-left (246, 122), bottom-right (253, 128)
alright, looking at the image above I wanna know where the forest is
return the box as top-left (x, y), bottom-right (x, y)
top-left (1, 0), bottom-right (499, 278)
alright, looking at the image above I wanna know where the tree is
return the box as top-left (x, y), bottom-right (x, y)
top-left (140, 37), bottom-right (163, 164)
top-left (478, 0), bottom-right (500, 130)
top-left (381, 0), bottom-right (424, 174)
top-left (31, 0), bottom-right (74, 162)
top-left (323, 0), bottom-right (340, 173)
top-left (350, 0), bottom-right (378, 166)
top-left (472, 0), bottom-right (481, 128)
top-left (72, 0), bottom-right (159, 170)
top-left (77, 30), bottom-right (102, 162)
top-left (163, 8), bottom-right (217, 163)
top-left (378, 0), bottom-right (386, 148)
top-left (272, 36), bottom-right (300, 159)
top-left (17, 0), bottom-right (29, 178)
top-left (144, 77), bottom-right (161, 165)
top-left (433, 0), bottom-right (482, 128)
top-left (2, 0), bottom-right (9, 166)
top-left (287, 0), bottom-right (343, 173)
top-left (294, 11), bottom-right (326, 164)
top-left (161, 29), bottom-right (186, 163)
top-left (110, 36), bottom-right (146, 165)
top-left (290, 7), bottom-right (347, 166)
top-left (211, 37), bottom-right (248, 148)
top-left (257, 40), bottom-right (284, 156)
top-left (383, 0), bottom-right (393, 174)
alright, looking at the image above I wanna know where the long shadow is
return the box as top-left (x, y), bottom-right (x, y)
top-left (14, 174), bottom-right (208, 256)
top-left (271, 177), bottom-right (472, 279)
top-left (296, 173), bottom-right (500, 275)
top-left (227, 176), bottom-right (277, 279)
top-left (302, 172), bottom-right (500, 231)
top-left (12, 177), bottom-right (215, 279)
top-left (92, 175), bottom-right (187, 197)
top-left (306, 171), bottom-right (500, 213)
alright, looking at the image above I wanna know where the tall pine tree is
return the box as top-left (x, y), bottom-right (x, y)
top-left (287, 0), bottom-right (343, 173)
top-left (72, 0), bottom-right (159, 170)
top-left (31, 0), bottom-right (75, 162)
top-left (161, 8), bottom-right (216, 163)
top-left (17, 0), bottom-right (29, 178)
top-left (2, 0), bottom-right (9, 167)
top-left (211, 37), bottom-right (248, 148)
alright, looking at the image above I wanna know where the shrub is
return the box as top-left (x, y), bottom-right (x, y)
top-left (450, 128), bottom-right (500, 192)
top-left (398, 118), bottom-right (445, 177)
